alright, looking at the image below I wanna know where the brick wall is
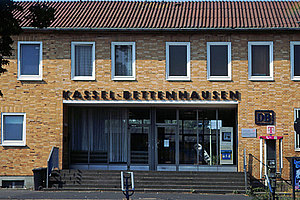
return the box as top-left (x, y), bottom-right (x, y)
top-left (0, 31), bottom-right (299, 179)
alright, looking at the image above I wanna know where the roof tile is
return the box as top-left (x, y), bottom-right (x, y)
top-left (13, 1), bottom-right (300, 30)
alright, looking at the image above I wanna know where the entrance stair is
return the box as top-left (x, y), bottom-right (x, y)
top-left (48, 170), bottom-right (247, 194)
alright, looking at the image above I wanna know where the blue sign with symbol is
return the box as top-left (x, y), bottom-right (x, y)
top-left (221, 150), bottom-right (232, 160)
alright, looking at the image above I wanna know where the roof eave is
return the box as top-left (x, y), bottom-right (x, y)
top-left (21, 27), bottom-right (300, 32)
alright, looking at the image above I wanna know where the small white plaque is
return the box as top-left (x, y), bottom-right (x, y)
top-left (241, 128), bottom-right (257, 138)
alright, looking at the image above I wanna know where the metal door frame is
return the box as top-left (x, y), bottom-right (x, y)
top-left (155, 124), bottom-right (179, 171)
top-left (128, 123), bottom-right (151, 170)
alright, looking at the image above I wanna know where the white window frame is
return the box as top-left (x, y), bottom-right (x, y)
top-left (17, 41), bottom-right (43, 81)
top-left (111, 42), bottom-right (136, 81)
top-left (1, 113), bottom-right (26, 146)
top-left (295, 108), bottom-right (300, 151)
top-left (290, 42), bottom-right (300, 81)
top-left (207, 42), bottom-right (232, 81)
top-left (71, 42), bottom-right (96, 81)
top-left (248, 41), bottom-right (273, 81)
top-left (166, 42), bottom-right (191, 81)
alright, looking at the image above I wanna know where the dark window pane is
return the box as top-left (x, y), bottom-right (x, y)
top-left (129, 108), bottom-right (150, 124)
top-left (251, 45), bottom-right (270, 76)
top-left (294, 45), bottom-right (300, 76)
top-left (75, 45), bottom-right (93, 76)
top-left (179, 110), bottom-right (197, 164)
top-left (20, 44), bottom-right (40, 75)
top-left (3, 116), bottom-right (23, 140)
top-left (210, 45), bottom-right (228, 76)
top-left (156, 109), bottom-right (176, 124)
top-left (115, 45), bottom-right (132, 76)
top-left (169, 45), bottom-right (187, 76)
top-left (130, 126), bottom-right (149, 164)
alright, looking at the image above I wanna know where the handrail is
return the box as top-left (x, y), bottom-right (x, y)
top-left (265, 174), bottom-right (273, 194)
top-left (250, 153), bottom-right (269, 168)
top-left (46, 147), bottom-right (59, 188)
top-left (243, 149), bottom-right (248, 191)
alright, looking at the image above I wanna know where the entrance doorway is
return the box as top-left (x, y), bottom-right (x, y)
top-left (156, 126), bottom-right (177, 170)
top-left (266, 139), bottom-right (276, 178)
top-left (259, 136), bottom-right (283, 178)
top-left (67, 106), bottom-right (237, 171)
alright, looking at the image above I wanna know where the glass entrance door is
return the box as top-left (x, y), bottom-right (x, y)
top-left (128, 108), bottom-right (151, 170)
top-left (157, 126), bottom-right (177, 165)
top-left (129, 125), bottom-right (149, 165)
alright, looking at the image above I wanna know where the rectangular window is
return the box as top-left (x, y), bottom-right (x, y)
top-left (111, 42), bottom-right (135, 81)
top-left (290, 42), bottom-right (300, 81)
top-left (166, 42), bottom-right (190, 81)
top-left (18, 42), bottom-right (42, 81)
top-left (1, 113), bottom-right (26, 146)
top-left (295, 109), bottom-right (300, 150)
top-left (248, 42), bottom-right (273, 81)
top-left (207, 42), bottom-right (231, 81)
top-left (71, 42), bottom-right (95, 80)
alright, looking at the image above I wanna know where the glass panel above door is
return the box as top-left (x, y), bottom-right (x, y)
top-left (156, 109), bottom-right (177, 124)
top-left (129, 108), bottom-right (150, 125)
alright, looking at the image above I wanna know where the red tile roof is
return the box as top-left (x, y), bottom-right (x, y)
top-left (14, 1), bottom-right (300, 30)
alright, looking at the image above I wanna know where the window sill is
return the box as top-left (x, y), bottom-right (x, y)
top-left (1, 142), bottom-right (26, 147)
top-left (71, 76), bottom-right (95, 81)
top-left (291, 77), bottom-right (300, 81)
top-left (208, 77), bottom-right (232, 81)
top-left (18, 76), bottom-right (43, 81)
top-left (166, 76), bottom-right (191, 81)
top-left (112, 76), bottom-right (136, 81)
top-left (249, 76), bottom-right (274, 81)
top-left (295, 148), bottom-right (300, 152)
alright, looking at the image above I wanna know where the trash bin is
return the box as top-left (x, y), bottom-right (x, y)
top-left (32, 168), bottom-right (47, 190)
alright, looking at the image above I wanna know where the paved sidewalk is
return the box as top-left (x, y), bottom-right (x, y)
top-left (0, 189), bottom-right (253, 200)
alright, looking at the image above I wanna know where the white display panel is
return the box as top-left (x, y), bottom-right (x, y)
top-left (220, 127), bottom-right (233, 165)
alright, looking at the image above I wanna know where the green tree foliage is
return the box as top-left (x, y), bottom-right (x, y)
top-left (0, 0), bottom-right (55, 75)
top-left (0, 0), bottom-right (22, 74)
top-left (26, 4), bottom-right (55, 29)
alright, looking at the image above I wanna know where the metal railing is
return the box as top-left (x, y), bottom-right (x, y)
top-left (46, 147), bottom-right (59, 188)
top-left (265, 174), bottom-right (274, 200)
top-left (243, 149), bottom-right (248, 191)
top-left (248, 153), bottom-right (269, 179)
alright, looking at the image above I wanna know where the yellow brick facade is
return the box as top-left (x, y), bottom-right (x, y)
top-left (0, 31), bottom-right (299, 180)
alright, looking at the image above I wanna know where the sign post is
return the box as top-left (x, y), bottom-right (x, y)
top-left (121, 171), bottom-right (134, 200)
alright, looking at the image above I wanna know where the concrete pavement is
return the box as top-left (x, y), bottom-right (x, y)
top-left (0, 189), bottom-right (253, 200)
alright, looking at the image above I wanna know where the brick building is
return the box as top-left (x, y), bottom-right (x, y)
top-left (0, 1), bottom-right (300, 188)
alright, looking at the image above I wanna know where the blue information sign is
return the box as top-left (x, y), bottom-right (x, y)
top-left (221, 150), bottom-right (232, 160)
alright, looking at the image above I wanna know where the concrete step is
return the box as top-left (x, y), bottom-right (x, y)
top-left (59, 184), bottom-right (245, 190)
top-left (49, 170), bottom-right (246, 194)
top-left (56, 174), bottom-right (244, 180)
top-left (44, 187), bottom-right (245, 194)
top-left (58, 170), bottom-right (244, 177)
top-left (58, 180), bottom-right (245, 186)
top-left (53, 176), bottom-right (244, 181)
